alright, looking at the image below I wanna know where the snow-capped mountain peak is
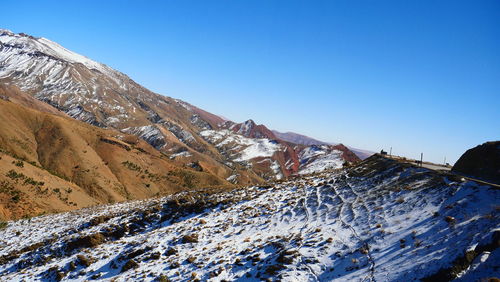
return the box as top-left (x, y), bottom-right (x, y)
top-left (0, 30), bottom-right (113, 76)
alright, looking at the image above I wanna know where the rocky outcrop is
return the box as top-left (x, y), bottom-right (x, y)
top-left (452, 141), bottom-right (500, 184)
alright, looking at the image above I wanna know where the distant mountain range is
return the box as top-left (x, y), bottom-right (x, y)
top-left (0, 29), bottom-right (366, 218)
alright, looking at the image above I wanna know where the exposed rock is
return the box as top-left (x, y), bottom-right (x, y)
top-left (452, 141), bottom-right (500, 184)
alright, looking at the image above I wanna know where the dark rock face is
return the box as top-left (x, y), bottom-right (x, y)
top-left (452, 141), bottom-right (500, 184)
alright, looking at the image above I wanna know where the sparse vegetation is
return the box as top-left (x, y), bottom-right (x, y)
top-left (46, 169), bottom-right (70, 181)
top-left (121, 259), bottom-right (139, 272)
top-left (89, 215), bottom-right (111, 226)
top-left (23, 177), bottom-right (44, 186)
top-left (6, 170), bottom-right (25, 180)
top-left (0, 221), bottom-right (8, 229)
top-left (181, 234), bottom-right (199, 243)
top-left (165, 248), bottom-right (178, 256)
top-left (11, 194), bottom-right (20, 203)
top-left (158, 274), bottom-right (170, 282)
top-left (122, 160), bottom-right (141, 172)
top-left (76, 254), bottom-right (94, 267)
top-left (66, 233), bottom-right (105, 251)
top-left (167, 170), bottom-right (196, 188)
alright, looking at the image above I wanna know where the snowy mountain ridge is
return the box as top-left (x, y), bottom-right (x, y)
top-left (0, 29), bottom-right (114, 76)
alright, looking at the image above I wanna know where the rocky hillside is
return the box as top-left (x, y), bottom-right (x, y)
top-left (0, 155), bottom-right (498, 281)
top-left (0, 98), bottom-right (234, 220)
top-left (0, 29), bottom-right (360, 183)
top-left (452, 141), bottom-right (500, 185)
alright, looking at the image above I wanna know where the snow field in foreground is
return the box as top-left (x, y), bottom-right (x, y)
top-left (0, 158), bottom-right (498, 281)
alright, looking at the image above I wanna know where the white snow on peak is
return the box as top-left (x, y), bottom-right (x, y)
top-left (227, 119), bottom-right (258, 137)
top-left (235, 119), bottom-right (255, 135)
top-left (0, 29), bottom-right (14, 35)
top-left (0, 31), bottom-right (114, 76)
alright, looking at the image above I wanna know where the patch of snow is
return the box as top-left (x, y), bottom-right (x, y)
top-left (169, 151), bottom-right (192, 159)
top-left (226, 174), bottom-right (239, 184)
top-left (122, 125), bottom-right (166, 150)
top-left (298, 145), bottom-right (344, 174)
top-left (270, 160), bottom-right (283, 180)
top-left (174, 99), bottom-right (192, 111)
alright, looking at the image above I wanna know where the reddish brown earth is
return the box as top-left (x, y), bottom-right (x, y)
top-left (332, 144), bottom-right (362, 163)
top-left (0, 99), bottom-right (235, 220)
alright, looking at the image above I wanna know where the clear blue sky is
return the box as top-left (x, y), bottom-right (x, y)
top-left (2, 0), bottom-right (499, 164)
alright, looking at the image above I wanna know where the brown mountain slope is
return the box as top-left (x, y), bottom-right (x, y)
top-left (0, 99), bottom-right (238, 220)
top-left (0, 84), bottom-right (64, 116)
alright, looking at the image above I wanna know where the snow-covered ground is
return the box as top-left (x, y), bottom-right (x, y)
top-left (200, 129), bottom-right (284, 162)
top-left (0, 156), bottom-right (498, 281)
top-left (122, 125), bottom-right (166, 150)
top-left (298, 145), bottom-right (344, 175)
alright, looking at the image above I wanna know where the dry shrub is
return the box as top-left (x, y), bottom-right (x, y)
top-left (76, 254), bottom-right (94, 267)
top-left (66, 233), bottom-right (105, 251)
top-left (89, 215), bottom-right (111, 226)
top-left (182, 234), bottom-right (199, 243)
top-left (165, 247), bottom-right (178, 256)
top-left (186, 256), bottom-right (196, 263)
top-left (121, 259), bottom-right (139, 272)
